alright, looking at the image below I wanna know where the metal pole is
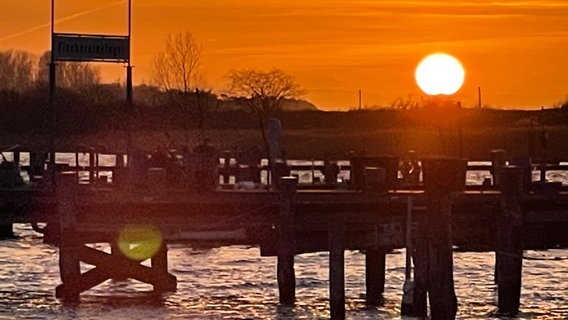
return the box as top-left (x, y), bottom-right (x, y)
top-left (478, 86), bottom-right (482, 109)
top-left (49, 0), bottom-right (57, 182)
top-left (128, 0), bottom-right (132, 38)
top-left (126, 0), bottom-right (133, 105)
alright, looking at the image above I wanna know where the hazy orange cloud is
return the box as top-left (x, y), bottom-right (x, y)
top-left (1, 0), bottom-right (568, 110)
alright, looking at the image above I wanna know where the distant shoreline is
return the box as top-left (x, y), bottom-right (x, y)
top-left (2, 123), bottom-right (567, 162)
top-left (1, 107), bottom-right (567, 160)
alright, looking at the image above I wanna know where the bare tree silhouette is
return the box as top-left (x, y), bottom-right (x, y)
top-left (37, 51), bottom-right (101, 90)
top-left (0, 50), bottom-right (36, 92)
top-left (151, 31), bottom-right (204, 141)
top-left (226, 69), bottom-right (304, 184)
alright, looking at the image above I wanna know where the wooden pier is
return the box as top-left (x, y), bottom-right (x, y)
top-left (1, 147), bottom-right (568, 319)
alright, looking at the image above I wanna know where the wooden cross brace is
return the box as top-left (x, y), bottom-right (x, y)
top-left (55, 243), bottom-right (177, 300)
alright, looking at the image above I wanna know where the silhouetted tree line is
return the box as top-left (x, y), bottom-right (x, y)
top-left (2, 82), bottom-right (568, 138)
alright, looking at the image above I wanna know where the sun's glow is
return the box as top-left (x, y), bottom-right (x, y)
top-left (415, 53), bottom-right (465, 95)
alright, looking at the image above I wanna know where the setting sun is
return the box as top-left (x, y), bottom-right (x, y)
top-left (415, 53), bottom-right (465, 96)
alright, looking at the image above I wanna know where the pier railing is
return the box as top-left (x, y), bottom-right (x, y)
top-left (2, 147), bottom-right (567, 194)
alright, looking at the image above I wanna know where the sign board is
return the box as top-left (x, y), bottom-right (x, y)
top-left (52, 33), bottom-right (129, 62)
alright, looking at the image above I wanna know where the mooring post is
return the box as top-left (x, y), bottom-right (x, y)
top-left (421, 158), bottom-right (463, 319)
top-left (491, 149), bottom-right (506, 284)
top-left (329, 213), bottom-right (346, 320)
top-left (55, 172), bottom-right (81, 300)
top-left (401, 195), bottom-right (415, 315)
top-left (365, 248), bottom-right (385, 306)
top-left (277, 176), bottom-right (297, 305)
top-left (411, 212), bottom-right (428, 317)
top-left (496, 166), bottom-right (524, 315)
top-left (491, 149), bottom-right (506, 188)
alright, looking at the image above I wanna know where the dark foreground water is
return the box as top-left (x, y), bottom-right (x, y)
top-left (0, 224), bottom-right (566, 319)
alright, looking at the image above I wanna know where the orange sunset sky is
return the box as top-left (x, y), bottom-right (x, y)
top-left (1, 0), bottom-right (568, 110)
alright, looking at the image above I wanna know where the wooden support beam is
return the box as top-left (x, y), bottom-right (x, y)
top-left (151, 242), bottom-right (171, 293)
top-left (79, 245), bottom-right (177, 291)
top-left (401, 195), bottom-right (415, 315)
top-left (365, 248), bottom-right (385, 306)
top-left (56, 266), bottom-right (109, 299)
top-left (422, 158), bottom-right (462, 319)
top-left (497, 166), bottom-right (524, 315)
top-left (411, 214), bottom-right (428, 317)
top-left (56, 172), bottom-right (81, 301)
top-left (277, 177), bottom-right (297, 305)
top-left (329, 215), bottom-right (345, 320)
top-left (57, 244), bottom-right (177, 297)
top-left (110, 241), bottom-right (128, 281)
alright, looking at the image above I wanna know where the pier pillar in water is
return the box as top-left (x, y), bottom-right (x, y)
top-left (277, 176), bottom-right (297, 305)
top-left (0, 224), bottom-right (14, 238)
top-left (365, 248), bottom-right (386, 306)
top-left (55, 172), bottom-right (81, 301)
top-left (496, 166), bottom-right (524, 315)
top-left (151, 242), bottom-right (172, 293)
top-left (421, 157), bottom-right (464, 319)
top-left (411, 212), bottom-right (429, 317)
top-left (329, 213), bottom-right (346, 320)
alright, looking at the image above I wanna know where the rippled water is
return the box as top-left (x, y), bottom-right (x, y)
top-left (0, 224), bottom-right (566, 319)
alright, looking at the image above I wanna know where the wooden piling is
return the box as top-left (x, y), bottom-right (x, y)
top-left (151, 242), bottom-right (174, 293)
top-left (491, 149), bottom-right (507, 284)
top-left (496, 166), bottom-right (524, 315)
top-left (329, 214), bottom-right (346, 320)
top-left (365, 248), bottom-right (385, 306)
top-left (55, 172), bottom-right (81, 300)
top-left (491, 149), bottom-right (506, 187)
top-left (401, 196), bottom-right (415, 315)
top-left (411, 213), bottom-right (428, 317)
top-left (277, 176), bottom-right (297, 305)
top-left (421, 158), bottom-right (463, 319)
